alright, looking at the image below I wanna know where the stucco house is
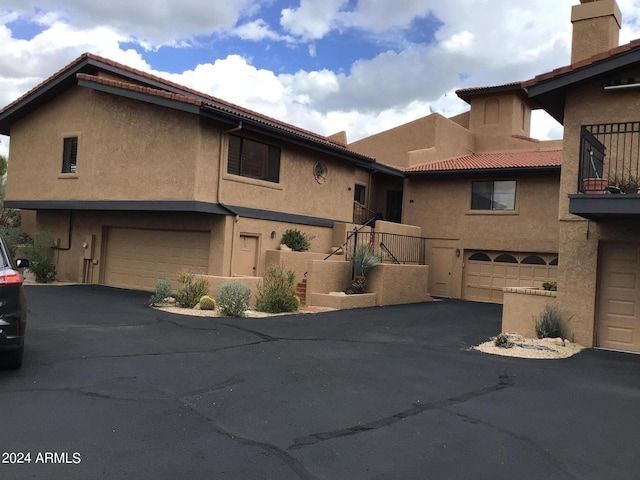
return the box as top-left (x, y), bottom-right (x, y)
top-left (523, 0), bottom-right (640, 352)
top-left (0, 53), bottom-right (409, 294)
top-left (348, 84), bottom-right (563, 304)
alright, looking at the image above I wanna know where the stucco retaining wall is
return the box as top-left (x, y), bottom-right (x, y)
top-left (265, 250), bottom-right (328, 286)
top-left (310, 293), bottom-right (378, 310)
top-left (366, 264), bottom-right (431, 306)
top-left (502, 287), bottom-right (558, 339)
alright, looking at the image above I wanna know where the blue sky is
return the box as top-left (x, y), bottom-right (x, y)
top-left (1, 0), bottom-right (640, 156)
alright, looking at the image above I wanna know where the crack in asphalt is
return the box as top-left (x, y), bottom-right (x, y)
top-left (31, 340), bottom-right (270, 366)
top-left (183, 403), bottom-right (320, 480)
top-left (287, 373), bottom-right (514, 451)
top-left (219, 322), bottom-right (419, 347)
top-left (443, 410), bottom-right (583, 479)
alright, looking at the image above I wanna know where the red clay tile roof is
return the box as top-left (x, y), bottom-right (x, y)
top-left (0, 52), bottom-right (353, 152)
top-left (403, 150), bottom-right (562, 173)
top-left (76, 73), bottom-right (203, 106)
top-left (456, 82), bottom-right (526, 103)
top-left (524, 39), bottom-right (640, 87)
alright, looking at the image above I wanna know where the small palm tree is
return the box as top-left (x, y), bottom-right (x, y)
top-left (345, 245), bottom-right (380, 294)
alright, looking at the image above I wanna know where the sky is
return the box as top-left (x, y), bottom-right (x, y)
top-left (1, 0), bottom-right (640, 157)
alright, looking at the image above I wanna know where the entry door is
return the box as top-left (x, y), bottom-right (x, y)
top-left (386, 190), bottom-right (403, 223)
top-left (236, 235), bottom-right (259, 276)
top-left (429, 246), bottom-right (455, 297)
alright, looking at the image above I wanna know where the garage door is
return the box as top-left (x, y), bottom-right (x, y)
top-left (104, 228), bottom-right (210, 291)
top-left (597, 244), bottom-right (640, 353)
top-left (464, 251), bottom-right (558, 303)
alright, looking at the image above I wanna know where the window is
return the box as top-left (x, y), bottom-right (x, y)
top-left (227, 135), bottom-right (280, 183)
top-left (494, 254), bottom-right (518, 263)
top-left (471, 180), bottom-right (516, 211)
top-left (62, 137), bottom-right (78, 174)
top-left (354, 184), bottom-right (366, 205)
top-left (468, 252), bottom-right (491, 261)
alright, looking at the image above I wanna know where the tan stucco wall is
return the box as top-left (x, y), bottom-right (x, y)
top-left (557, 80), bottom-right (640, 347)
top-left (468, 94), bottom-right (531, 139)
top-left (232, 217), bottom-right (333, 278)
top-left (366, 264), bottom-right (431, 306)
top-left (571, 0), bottom-right (621, 64)
top-left (310, 292), bottom-right (378, 310)
top-left (5, 85), bottom-right (376, 225)
top-left (403, 174), bottom-right (560, 299)
top-left (349, 113), bottom-right (474, 168)
top-left (306, 258), bottom-right (351, 296)
top-left (265, 250), bottom-right (327, 286)
top-left (502, 288), bottom-right (558, 339)
top-left (6, 88), bottom-right (204, 202)
top-left (218, 137), bottom-right (370, 222)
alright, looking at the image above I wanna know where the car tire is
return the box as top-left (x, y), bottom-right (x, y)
top-left (2, 346), bottom-right (23, 370)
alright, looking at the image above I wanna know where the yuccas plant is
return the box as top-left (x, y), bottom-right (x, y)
top-left (345, 244), bottom-right (380, 294)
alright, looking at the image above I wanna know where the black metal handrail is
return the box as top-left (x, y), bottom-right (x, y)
top-left (353, 201), bottom-right (378, 225)
top-left (323, 213), bottom-right (381, 262)
top-left (346, 231), bottom-right (427, 265)
top-left (579, 122), bottom-right (640, 194)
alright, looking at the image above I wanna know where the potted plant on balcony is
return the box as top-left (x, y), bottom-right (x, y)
top-left (583, 177), bottom-right (608, 194)
top-left (621, 175), bottom-right (640, 194)
top-left (345, 244), bottom-right (381, 295)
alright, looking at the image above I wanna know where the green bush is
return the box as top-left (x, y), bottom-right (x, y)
top-left (22, 231), bottom-right (56, 283)
top-left (199, 295), bottom-right (216, 311)
top-left (280, 229), bottom-right (315, 252)
top-left (175, 272), bottom-right (210, 308)
top-left (494, 333), bottom-right (514, 349)
top-left (348, 244), bottom-right (381, 277)
top-left (542, 281), bottom-right (557, 291)
top-left (216, 282), bottom-right (251, 317)
top-left (256, 267), bottom-right (299, 313)
top-left (149, 279), bottom-right (172, 306)
top-left (0, 225), bottom-right (30, 258)
top-left (535, 305), bottom-right (565, 339)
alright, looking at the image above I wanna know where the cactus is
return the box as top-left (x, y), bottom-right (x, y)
top-left (199, 295), bottom-right (216, 311)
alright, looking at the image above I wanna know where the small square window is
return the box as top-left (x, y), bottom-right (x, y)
top-left (62, 137), bottom-right (78, 174)
top-left (471, 180), bottom-right (516, 210)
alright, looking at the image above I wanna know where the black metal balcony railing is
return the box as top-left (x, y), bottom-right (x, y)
top-left (346, 230), bottom-right (427, 265)
top-left (579, 122), bottom-right (640, 194)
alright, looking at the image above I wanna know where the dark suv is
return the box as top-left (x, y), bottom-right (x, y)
top-left (0, 235), bottom-right (29, 369)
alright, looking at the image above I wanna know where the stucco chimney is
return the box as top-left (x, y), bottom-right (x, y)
top-left (571, 0), bottom-right (621, 64)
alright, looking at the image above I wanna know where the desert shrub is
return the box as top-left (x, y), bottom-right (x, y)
top-left (149, 279), bottom-right (172, 306)
top-left (199, 295), bottom-right (216, 311)
top-left (494, 333), bottom-right (514, 349)
top-left (22, 231), bottom-right (56, 283)
top-left (175, 271), bottom-right (210, 308)
top-left (348, 244), bottom-right (381, 277)
top-left (216, 282), bottom-right (251, 317)
top-left (542, 281), bottom-right (557, 291)
top-left (535, 305), bottom-right (565, 339)
top-left (280, 229), bottom-right (315, 252)
top-left (256, 267), bottom-right (299, 313)
top-left (0, 225), bottom-right (30, 258)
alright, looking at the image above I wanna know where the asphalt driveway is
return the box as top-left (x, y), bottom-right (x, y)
top-left (1, 286), bottom-right (639, 480)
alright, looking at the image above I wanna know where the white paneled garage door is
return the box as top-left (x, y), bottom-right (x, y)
top-left (104, 228), bottom-right (210, 291)
top-left (464, 251), bottom-right (558, 303)
top-left (597, 244), bottom-right (640, 353)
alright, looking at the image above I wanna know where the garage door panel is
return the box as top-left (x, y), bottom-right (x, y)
top-left (104, 228), bottom-right (210, 291)
top-left (464, 251), bottom-right (558, 304)
top-left (597, 244), bottom-right (640, 352)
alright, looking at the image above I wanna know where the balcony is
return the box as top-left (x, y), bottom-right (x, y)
top-left (569, 122), bottom-right (640, 220)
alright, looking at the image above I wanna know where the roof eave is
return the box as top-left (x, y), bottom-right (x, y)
top-left (527, 47), bottom-right (640, 124)
top-left (405, 165), bottom-right (561, 177)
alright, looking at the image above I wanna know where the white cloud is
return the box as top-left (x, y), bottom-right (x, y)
top-left (0, 0), bottom-right (258, 47)
top-left (233, 19), bottom-right (291, 42)
top-left (280, 0), bottom-right (348, 41)
top-left (1, 0), bottom-right (637, 146)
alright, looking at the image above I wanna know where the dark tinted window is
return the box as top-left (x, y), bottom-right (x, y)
top-left (227, 135), bottom-right (280, 183)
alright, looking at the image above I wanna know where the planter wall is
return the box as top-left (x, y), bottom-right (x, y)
top-left (366, 263), bottom-right (430, 306)
top-left (502, 287), bottom-right (558, 338)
